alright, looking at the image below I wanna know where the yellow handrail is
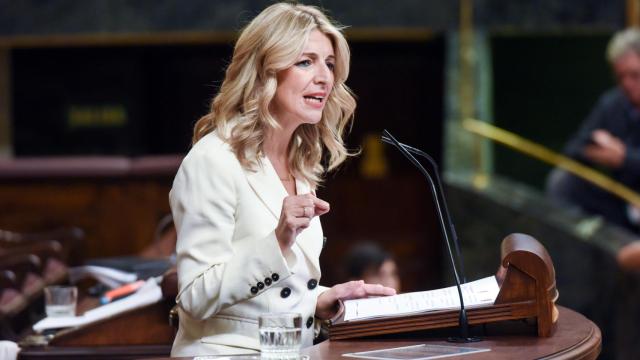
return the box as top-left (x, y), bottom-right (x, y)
top-left (462, 118), bottom-right (640, 208)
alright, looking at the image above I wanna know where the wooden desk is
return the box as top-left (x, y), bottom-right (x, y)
top-left (143, 306), bottom-right (599, 360)
top-left (18, 306), bottom-right (599, 360)
top-left (305, 307), bottom-right (600, 360)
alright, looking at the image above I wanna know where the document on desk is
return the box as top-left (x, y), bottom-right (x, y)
top-left (32, 277), bottom-right (162, 332)
top-left (343, 344), bottom-right (490, 360)
top-left (68, 265), bottom-right (138, 288)
top-left (343, 276), bottom-right (499, 322)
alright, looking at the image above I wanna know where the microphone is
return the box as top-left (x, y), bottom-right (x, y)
top-left (381, 129), bottom-right (479, 343)
top-left (380, 135), bottom-right (467, 283)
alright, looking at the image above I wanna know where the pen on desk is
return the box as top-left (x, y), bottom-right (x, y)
top-left (100, 280), bottom-right (145, 304)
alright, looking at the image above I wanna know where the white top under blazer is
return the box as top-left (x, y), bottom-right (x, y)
top-left (169, 129), bottom-right (326, 357)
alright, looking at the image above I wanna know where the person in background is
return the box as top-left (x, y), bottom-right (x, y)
top-left (344, 242), bottom-right (401, 293)
top-left (547, 28), bottom-right (640, 234)
top-left (169, 3), bottom-right (396, 357)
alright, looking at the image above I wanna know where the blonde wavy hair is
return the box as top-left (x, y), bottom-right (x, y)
top-left (192, 2), bottom-right (356, 188)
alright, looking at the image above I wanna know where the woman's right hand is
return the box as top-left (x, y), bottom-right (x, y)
top-left (275, 193), bottom-right (330, 252)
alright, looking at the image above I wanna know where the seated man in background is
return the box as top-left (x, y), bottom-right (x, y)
top-left (547, 28), bottom-right (640, 235)
top-left (344, 242), bottom-right (401, 293)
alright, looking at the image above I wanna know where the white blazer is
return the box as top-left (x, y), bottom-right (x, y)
top-left (169, 130), bottom-right (325, 357)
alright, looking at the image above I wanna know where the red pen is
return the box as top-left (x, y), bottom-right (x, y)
top-left (100, 280), bottom-right (145, 304)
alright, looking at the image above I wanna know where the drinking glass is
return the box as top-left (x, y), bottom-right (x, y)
top-left (258, 312), bottom-right (302, 359)
top-left (44, 285), bottom-right (77, 317)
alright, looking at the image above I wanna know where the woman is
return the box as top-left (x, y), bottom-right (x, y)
top-left (169, 3), bottom-right (396, 356)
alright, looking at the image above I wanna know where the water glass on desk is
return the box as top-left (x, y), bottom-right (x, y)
top-left (44, 286), bottom-right (77, 317)
top-left (258, 312), bottom-right (302, 359)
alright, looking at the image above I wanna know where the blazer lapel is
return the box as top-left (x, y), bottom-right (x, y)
top-left (294, 178), bottom-right (322, 272)
top-left (245, 160), bottom-right (322, 272)
top-left (244, 156), bottom-right (287, 220)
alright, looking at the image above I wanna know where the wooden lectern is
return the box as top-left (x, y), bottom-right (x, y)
top-left (328, 233), bottom-right (559, 340)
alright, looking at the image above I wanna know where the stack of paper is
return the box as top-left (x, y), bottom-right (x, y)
top-left (68, 265), bottom-right (137, 289)
top-left (343, 276), bottom-right (500, 321)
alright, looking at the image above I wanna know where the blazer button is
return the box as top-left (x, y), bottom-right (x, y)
top-left (307, 279), bottom-right (318, 290)
top-left (250, 286), bottom-right (258, 294)
top-left (280, 287), bottom-right (291, 298)
top-left (257, 282), bottom-right (265, 290)
top-left (306, 316), bottom-right (313, 329)
top-left (323, 236), bottom-right (327, 249)
top-left (272, 273), bottom-right (280, 282)
top-left (264, 277), bottom-right (272, 286)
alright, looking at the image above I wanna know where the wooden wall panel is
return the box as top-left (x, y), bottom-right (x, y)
top-left (0, 177), bottom-right (173, 260)
top-left (318, 175), bottom-right (443, 292)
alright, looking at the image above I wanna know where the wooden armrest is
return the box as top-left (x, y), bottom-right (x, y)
top-left (0, 241), bottom-right (68, 285)
top-left (0, 253), bottom-right (46, 299)
top-left (0, 287), bottom-right (28, 318)
top-left (0, 270), bottom-right (18, 290)
top-left (0, 270), bottom-right (29, 318)
top-left (0, 240), bottom-right (63, 263)
top-left (0, 254), bottom-right (43, 282)
top-left (0, 227), bottom-right (85, 265)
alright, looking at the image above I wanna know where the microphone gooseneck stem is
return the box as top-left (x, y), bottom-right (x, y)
top-left (381, 132), bottom-right (465, 313)
top-left (381, 136), bottom-right (468, 283)
top-left (382, 130), bottom-right (479, 342)
top-left (459, 307), bottom-right (470, 339)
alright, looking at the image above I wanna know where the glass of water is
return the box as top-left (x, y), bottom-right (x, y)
top-left (258, 312), bottom-right (302, 359)
top-left (44, 285), bottom-right (77, 317)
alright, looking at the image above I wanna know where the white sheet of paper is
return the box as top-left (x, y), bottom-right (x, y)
top-left (67, 265), bottom-right (138, 289)
top-left (343, 276), bottom-right (499, 321)
top-left (343, 344), bottom-right (491, 360)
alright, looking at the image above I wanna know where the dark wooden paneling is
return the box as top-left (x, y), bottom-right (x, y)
top-left (319, 175), bottom-right (443, 292)
top-left (0, 177), bottom-right (172, 259)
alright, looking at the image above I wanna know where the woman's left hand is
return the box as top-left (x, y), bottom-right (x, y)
top-left (314, 280), bottom-right (396, 320)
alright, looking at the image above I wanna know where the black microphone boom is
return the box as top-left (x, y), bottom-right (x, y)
top-left (381, 129), bottom-right (479, 343)
top-left (381, 135), bottom-right (467, 284)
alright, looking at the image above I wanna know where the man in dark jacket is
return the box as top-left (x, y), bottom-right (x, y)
top-left (548, 28), bottom-right (640, 233)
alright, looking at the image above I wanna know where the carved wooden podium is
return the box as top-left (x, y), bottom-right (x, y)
top-left (328, 233), bottom-right (559, 340)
